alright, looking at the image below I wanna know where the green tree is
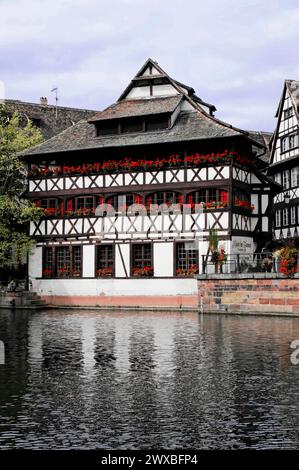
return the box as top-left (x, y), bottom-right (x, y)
top-left (0, 106), bottom-right (43, 277)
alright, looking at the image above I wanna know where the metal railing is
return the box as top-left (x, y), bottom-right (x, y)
top-left (201, 253), bottom-right (296, 274)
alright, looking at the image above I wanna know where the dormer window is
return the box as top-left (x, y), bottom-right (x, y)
top-left (96, 121), bottom-right (119, 136)
top-left (121, 117), bottom-right (144, 134)
top-left (95, 114), bottom-right (169, 136)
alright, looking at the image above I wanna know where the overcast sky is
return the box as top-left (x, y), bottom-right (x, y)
top-left (0, 0), bottom-right (298, 132)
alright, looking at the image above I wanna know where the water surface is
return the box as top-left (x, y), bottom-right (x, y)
top-left (0, 309), bottom-right (298, 449)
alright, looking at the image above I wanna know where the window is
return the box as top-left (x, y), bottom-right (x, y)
top-left (106, 194), bottom-right (142, 212)
top-left (43, 247), bottom-right (54, 277)
top-left (96, 244), bottom-right (114, 277)
top-left (291, 206), bottom-right (296, 225)
top-left (132, 243), bottom-right (153, 277)
top-left (121, 118), bottom-right (144, 134)
top-left (282, 208), bottom-right (289, 226)
top-left (284, 108), bottom-right (293, 119)
top-left (281, 134), bottom-right (298, 153)
top-left (146, 191), bottom-right (182, 207)
top-left (146, 115), bottom-right (169, 131)
top-left (275, 173), bottom-right (282, 185)
top-left (76, 196), bottom-right (94, 210)
top-left (42, 246), bottom-right (82, 278)
top-left (175, 242), bottom-right (199, 276)
top-left (187, 189), bottom-right (229, 208)
top-left (289, 134), bottom-right (298, 149)
top-left (96, 121), bottom-right (119, 136)
top-left (275, 209), bottom-right (281, 228)
top-left (291, 167), bottom-right (299, 187)
top-left (282, 170), bottom-right (290, 189)
top-left (36, 198), bottom-right (59, 217)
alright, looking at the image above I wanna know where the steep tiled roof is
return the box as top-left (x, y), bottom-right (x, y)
top-left (248, 130), bottom-right (273, 163)
top-left (22, 110), bottom-right (245, 157)
top-left (286, 80), bottom-right (299, 120)
top-left (89, 96), bottom-right (182, 122)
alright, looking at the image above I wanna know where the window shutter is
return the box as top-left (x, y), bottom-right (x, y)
top-left (135, 194), bottom-right (142, 204)
top-left (220, 191), bottom-right (228, 202)
top-left (60, 201), bottom-right (65, 216)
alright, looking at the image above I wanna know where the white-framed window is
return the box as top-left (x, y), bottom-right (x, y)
top-left (284, 107), bottom-right (293, 119)
top-left (291, 206), bottom-right (296, 225)
top-left (275, 209), bottom-right (281, 227)
top-left (291, 167), bottom-right (299, 187)
top-left (289, 134), bottom-right (298, 149)
top-left (283, 170), bottom-right (290, 189)
top-left (281, 134), bottom-right (298, 153)
top-left (275, 173), bottom-right (282, 185)
top-left (283, 208), bottom-right (289, 226)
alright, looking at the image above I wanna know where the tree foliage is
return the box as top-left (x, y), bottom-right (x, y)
top-left (0, 106), bottom-right (43, 274)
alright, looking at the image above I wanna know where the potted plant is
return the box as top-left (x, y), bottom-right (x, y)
top-left (278, 246), bottom-right (298, 278)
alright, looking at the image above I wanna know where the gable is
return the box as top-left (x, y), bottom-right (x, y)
top-left (270, 83), bottom-right (299, 165)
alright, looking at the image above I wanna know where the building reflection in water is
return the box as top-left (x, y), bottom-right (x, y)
top-left (0, 310), bottom-right (298, 449)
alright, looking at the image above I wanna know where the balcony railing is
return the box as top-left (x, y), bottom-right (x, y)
top-left (201, 253), bottom-right (298, 274)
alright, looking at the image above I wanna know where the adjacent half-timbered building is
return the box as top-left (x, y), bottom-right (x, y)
top-left (23, 59), bottom-right (279, 308)
top-left (268, 80), bottom-right (299, 240)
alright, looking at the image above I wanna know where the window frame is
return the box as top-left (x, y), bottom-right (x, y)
top-left (95, 244), bottom-right (115, 277)
top-left (275, 209), bottom-right (281, 228)
top-left (42, 245), bottom-right (82, 278)
top-left (290, 206), bottom-right (296, 225)
top-left (282, 170), bottom-right (290, 189)
top-left (131, 243), bottom-right (153, 277)
top-left (282, 208), bottom-right (289, 227)
top-left (175, 241), bottom-right (199, 277)
top-left (283, 107), bottom-right (293, 120)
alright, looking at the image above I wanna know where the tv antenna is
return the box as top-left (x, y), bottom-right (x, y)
top-left (51, 87), bottom-right (58, 119)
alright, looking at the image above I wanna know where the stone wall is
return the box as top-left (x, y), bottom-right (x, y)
top-left (198, 274), bottom-right (299, 315)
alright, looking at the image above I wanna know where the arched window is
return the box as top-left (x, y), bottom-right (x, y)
top-left (186, 189), bottom-right (228, 209)
top-left (34, 198), bottom-right (61, 217)
top-left (105, 194), bottom-right (143, 212)
top-left (66, 195), bottom-right (104, 216)
top-left (145, 191), bottom-right (183, 207)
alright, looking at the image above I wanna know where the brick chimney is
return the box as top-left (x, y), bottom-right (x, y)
top-left (40, 97), bottom-right (48, 107)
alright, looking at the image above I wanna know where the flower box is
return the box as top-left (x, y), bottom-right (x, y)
top-left (28, 150), bottom-right (251, 178)
top-left (96, 267), bottom-right (113, 277)
top-left (132, 266), bottom-right (153, 277)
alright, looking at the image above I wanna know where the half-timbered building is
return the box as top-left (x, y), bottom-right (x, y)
top-left (22, 59), bottom-right (279, 308)
top-left (268, 80), bottom-right (299, 241)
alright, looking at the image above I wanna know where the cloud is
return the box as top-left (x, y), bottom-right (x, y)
top-left (0, 0), bottom-right (298, 130)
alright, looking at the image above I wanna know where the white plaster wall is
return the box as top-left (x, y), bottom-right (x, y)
top-left (251, 194), bottom-right (259, 215)
top-left (170, 104), bottom-right (181, 127)
top-left (262, 217), bottom-right (268, 231)
top-left (115, 244), bottom-right (130, 277)
top-left (126, 86), bottom-right (150, 99)
top-left (83, 245), bottom-right (95, 277)
top-left (29, 246), bottom-right (43, 279)
top-left (198, 104), bottom-right (210, 114)
top-left (261, 194), bottom-right (268, 214)
top-left (153, 84), bottom-right (178, 97)
top-left (32, 278), bottom-right (198, 297)
top-left (180, 100), bottom-right (195, 112)
top-left (154, 242), bottom-right (173, 277)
